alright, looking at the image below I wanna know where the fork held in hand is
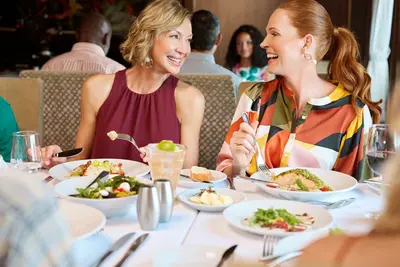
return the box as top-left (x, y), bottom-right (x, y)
top-left (241, 112), bottom-right (273, 177)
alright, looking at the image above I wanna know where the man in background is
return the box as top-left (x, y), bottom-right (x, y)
top-left (180, 10), bottom-right (242, 99)
top-left (41, 12), bottom-right (125, 74)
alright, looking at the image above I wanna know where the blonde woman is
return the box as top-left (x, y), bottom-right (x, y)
top-left (42, 0), bottom-right (204, 168)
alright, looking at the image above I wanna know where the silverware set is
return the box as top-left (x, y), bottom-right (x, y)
top-left (97, 232), bottom-right (149, 267)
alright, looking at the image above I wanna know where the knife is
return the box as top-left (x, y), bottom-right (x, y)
top-left (325, 198), bottom-right (356, 210)
top-left (180, 174), bottom-right (211, 184)
top-left (236, 176), bottom-right (280, 187)
top-left (115, 233), bottom-right (149, 267)
top-left (216, 244), bottom-right (237, 267)
top-left (96, 232), bottom-right (135, 266)
top-left (69, 171), bottom-right (109, 197)
top-left (53, 148), bottom-right (83, 158)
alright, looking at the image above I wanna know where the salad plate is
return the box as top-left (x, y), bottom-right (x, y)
top-left (178, 187), bottom-right (246, 212)
top-left (58, 199), bottom-right (106, 241)
top-left (55, 175), bottom-right (151, 217)
top-left (252, 167), bottom-right (357, 201)
top-left (223, 199), bottom-right (333, 236)
top-left (49, 158), bottom-right (150, 181)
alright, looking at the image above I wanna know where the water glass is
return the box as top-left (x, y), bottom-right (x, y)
top-left (146, 143), bottom-right (186, 192)
top-left (10, 131), bottom-right (42, 173)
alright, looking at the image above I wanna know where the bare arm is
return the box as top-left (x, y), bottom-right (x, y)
top-left (175, 81), bottom-right (205, 168)
top-left (74, 74), bottom-right (114, 159)
top-left (297, 234), bottom-right (400, 267)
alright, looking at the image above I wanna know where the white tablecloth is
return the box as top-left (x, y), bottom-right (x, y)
top-left (35, 171), bottom-right (382, 267)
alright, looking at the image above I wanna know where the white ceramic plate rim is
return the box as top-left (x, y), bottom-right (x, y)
top-left (180, 169), bottom-right (227, 183)
top-left (223, 199), bottom-right (333, 236)
top-left (49, 158), bottom-right (150, 181)
top-left (178, 188), bottom-right (246, 211)
top-left (58, 200), bottom-right (106, 241)
top-left (252, 167), bottom-right (358, 196)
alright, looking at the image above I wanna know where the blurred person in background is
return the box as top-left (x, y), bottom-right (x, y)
top-left (41, 12), bottom-right (125, 74)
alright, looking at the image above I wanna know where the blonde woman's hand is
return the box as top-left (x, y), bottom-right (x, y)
top-left (41, 145), bottom-right (66, 169)
top-left (229, 121), bottom-right (259, 170)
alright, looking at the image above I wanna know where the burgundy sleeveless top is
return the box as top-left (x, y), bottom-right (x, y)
top-left (91, 69), bottom-right (181, 162)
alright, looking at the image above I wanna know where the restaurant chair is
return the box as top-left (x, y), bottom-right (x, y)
top-left (0, 77), bottom-right (44, 143)
top-left (177, 74), bottom-right (236, 169)
top-left (19, 71), bottom-right (97, 149)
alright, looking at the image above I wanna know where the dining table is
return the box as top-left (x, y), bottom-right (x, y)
top-left (35, 169), bottom-right (383, 267)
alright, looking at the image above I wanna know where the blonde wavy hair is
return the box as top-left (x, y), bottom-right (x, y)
top-left (279, 0), bottom-right (382, 123)
top-left (120, 0), bottom-right (191, 66)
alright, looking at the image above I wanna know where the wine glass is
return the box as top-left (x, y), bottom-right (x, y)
top-left (10, 131), bottom-right (42, 173)
top-left (365, 124), bottom-right (399, 218)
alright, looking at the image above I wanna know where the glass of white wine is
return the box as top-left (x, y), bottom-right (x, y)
top-left (10, 131), bottom-right (42, 173)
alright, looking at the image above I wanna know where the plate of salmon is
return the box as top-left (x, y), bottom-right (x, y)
top-left (251, 167), bottom-right (357, 201)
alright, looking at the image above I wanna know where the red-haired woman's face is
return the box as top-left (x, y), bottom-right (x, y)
top-left (260, 9), bottom-right (306, 76)
top-left (236, 32), bottom-right (254, 60)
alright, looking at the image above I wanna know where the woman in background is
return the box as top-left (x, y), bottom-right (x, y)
top-left (225, 25), bottom-right (270, 81)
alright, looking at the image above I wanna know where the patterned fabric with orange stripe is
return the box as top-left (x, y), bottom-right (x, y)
top-left (216, 77), bottom-right (372, 180)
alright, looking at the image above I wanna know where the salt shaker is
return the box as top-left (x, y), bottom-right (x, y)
top-left (153, 179), bottom-right (174, 223)
top-left (137, 185), bottom-right (160, 230)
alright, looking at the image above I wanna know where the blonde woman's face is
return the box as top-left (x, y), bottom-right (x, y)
top-left (151, 18), bottom-right (192, 75)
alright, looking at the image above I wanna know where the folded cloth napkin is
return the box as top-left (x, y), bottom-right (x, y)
top-left (0, 155), bottom-right (8, 168)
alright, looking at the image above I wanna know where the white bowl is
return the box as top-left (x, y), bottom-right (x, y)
top-left (223, 199), bottom-right (333, 237)
top-left (253, 167), bottom-right (358, 201)
top-left (178, 188), bottom-right (246, 212)
top-left (54, 176), bottom-right (151, 217)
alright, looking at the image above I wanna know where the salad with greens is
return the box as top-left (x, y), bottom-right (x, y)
top-left (75, 175), bottom-right (144, 199)
top-left (243, 208), bottom-right (315, 232)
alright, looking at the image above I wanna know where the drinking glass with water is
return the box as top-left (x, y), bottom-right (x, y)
top-left (10, 131), bottom-right (42, 173)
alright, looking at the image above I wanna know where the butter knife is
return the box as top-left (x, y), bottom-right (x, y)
top-left (96, 232), bottom-right (135, 266)
top-left (216, 244), bottom-right (237, 267)
top-left (53, 148), bottom-right (83, 158)
top-left (115, 233), bottom-right (149, 267)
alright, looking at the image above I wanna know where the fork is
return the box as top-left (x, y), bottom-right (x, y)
top-left (241, 112), bottom-right (273, 178)
top-left (113, 132), bottom-right (141, 153)
top-left (263, 235), bottom-right (279, 257)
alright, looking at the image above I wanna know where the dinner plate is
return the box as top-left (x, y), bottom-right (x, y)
top-left (178, 169), bottom-right (227, 188)
top-left (49, 158), bottom-right (150, 181)
top-left (252, 167), bottom-right (357, 201)
top-left (58, 199), bottom-right (106, 241)
top-left (223, 199), bottom-right (333, 237)
top-left (178, 188), bottom-right (246, 212)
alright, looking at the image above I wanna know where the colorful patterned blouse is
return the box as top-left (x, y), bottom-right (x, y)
top-left (233, 64), bottom-right (268, 81)
top-left (217, 78), bottom-right (372, 180)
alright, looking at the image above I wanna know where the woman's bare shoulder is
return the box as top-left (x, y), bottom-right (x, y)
top-left (175, 79), bottom-right (204, 103)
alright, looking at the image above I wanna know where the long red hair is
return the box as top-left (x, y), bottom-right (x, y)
top-left (279, 0), bottom-right (382, 123)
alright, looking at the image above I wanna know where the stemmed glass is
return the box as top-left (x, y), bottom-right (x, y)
top-left (10, 131), bottom-right (42, 173)
top-left (365, 124), bottom-right (399, 218)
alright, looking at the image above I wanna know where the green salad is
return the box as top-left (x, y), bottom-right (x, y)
top-left (244, 208), bottom-right (315, 232)
top-left (76, 175), bottom-right (144, 199)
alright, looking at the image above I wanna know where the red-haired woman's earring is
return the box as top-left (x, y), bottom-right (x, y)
top-left (304, 53), bottom-right (317, 65)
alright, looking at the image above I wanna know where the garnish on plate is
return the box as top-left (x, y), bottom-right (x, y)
top-left (70, 160), bottom-right (124, 177)
top-left (269, 168), bottom-right (333, 192)
top-left (189, 186), bottom-right (233, 205)
top-left (75, 175), bottom-right (144, 199)
top-left (243, 208), bottom-right (315, 232)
